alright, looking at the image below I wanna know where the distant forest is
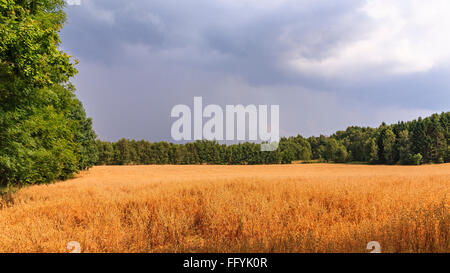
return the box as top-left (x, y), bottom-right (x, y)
top-left (96, 112), bottom-right (449, 166)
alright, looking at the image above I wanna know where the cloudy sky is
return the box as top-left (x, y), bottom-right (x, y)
top-left (61, 0), bottom-right (450, 142)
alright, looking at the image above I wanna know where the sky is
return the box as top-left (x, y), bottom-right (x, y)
top-left (61, 0), bottom-right (450, 142)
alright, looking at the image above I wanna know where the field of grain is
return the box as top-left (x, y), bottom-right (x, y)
top-left (0, 164), bottom-right (449, 253)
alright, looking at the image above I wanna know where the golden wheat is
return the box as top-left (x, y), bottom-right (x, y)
top-left (0, 164), bottom-right (449, 253)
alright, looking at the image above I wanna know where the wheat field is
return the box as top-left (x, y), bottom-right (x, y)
top-left (0, 164), bottom-right (449, 253)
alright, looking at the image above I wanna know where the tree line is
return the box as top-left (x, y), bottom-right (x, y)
top-left (96, 112), bottom-right (449, 166)
top-left (1, 0), bottom-right (97, 186)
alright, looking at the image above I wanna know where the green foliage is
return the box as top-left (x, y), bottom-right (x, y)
top-left (410, 153), bottom-right (423, 166)
top-left (324, 138), bottom-right (348, 163)
top-left (380, 126), bottom-right (396, 164)
top-left (0, 0), bottom-right (76, 107)
top-left (308, 112), bottom-right (449, 166)
top-left (364, 137), bottom-right (378, 163)
top-left (397, 130), bottom-right (412, 164)
top-left (95, 112), bottom-right (448, 167)
top-left (0, 1), bottom-right (97, 185)
top-left (96, 139), bottom-right (284, 166)
top-left (96, 140), bottom-right (114, 165)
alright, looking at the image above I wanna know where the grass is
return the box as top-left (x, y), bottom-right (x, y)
top-left (0, 164), bottom-right (449, 253)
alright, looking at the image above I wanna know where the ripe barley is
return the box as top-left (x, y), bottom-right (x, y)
top-left (0, 164), bottom-right (449, 253)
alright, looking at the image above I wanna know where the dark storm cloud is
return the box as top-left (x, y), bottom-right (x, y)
top-left (63, 0), bottom-right (363, 77)
top-left (61, 0), bottom-right (449, 141)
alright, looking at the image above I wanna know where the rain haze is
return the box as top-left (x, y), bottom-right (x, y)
top-left (61, 0), bottom-right (450, 142)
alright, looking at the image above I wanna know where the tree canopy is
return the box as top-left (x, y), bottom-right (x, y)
top-left (0, 0), bottom-right (97, 185)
